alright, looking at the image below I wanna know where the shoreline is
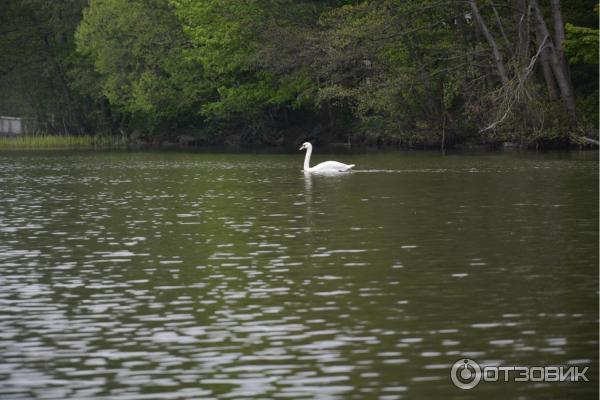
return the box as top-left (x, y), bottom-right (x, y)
top-left (0, 132), bottom-right (598, 152)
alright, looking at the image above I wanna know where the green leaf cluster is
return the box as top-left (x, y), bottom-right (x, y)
top-left (75, 0), bottom-right (206, 125)
top-left (565, 23), bottom-right (599, 65)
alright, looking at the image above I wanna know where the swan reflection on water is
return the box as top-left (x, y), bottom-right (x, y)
top-left (303, 171), bottom-right (314, 230)
top-left (302, 169), bottom-right (353, 222)
top-left (303, 170), bottom-right (313, 193)
top-left (302, 169), bottom-right (353, 197)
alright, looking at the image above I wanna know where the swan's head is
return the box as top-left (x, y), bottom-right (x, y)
top-left (299, 142), bottom-right (312, 151)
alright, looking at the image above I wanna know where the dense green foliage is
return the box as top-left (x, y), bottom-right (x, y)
top-left (75, 0), bottom-right (207, 133)
top-left (0, 0), bottom-right (597, 147)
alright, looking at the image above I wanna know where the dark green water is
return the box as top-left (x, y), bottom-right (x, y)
top-left (0, 149), bottom-right (597, 399)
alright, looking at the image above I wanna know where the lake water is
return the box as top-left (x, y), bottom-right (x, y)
top-left (0, 149), bottom-right (597, 399)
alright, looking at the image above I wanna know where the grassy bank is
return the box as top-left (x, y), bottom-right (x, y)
top-left (0, 134), bottom-right (126, 149)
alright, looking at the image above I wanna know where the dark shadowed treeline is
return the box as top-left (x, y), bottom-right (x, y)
top-left (0, 0), bottom-right (597, 148)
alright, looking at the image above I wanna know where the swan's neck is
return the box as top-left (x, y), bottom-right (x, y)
top-left (303, 147), bottom-right (312, 171)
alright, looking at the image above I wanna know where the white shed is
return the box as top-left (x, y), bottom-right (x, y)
top-left (0, 116), bottom-right (24, 136)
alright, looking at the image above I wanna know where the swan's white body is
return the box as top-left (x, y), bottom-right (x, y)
top-left (300, 142), bottom-right (355, 173)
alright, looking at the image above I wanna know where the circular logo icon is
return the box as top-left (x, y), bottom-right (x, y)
top-left (451, 358), bottom-right (482, 389)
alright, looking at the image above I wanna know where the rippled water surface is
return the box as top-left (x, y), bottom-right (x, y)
top-left (0, 150), bottom-right (597, 399)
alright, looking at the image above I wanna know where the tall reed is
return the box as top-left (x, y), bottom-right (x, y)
top-left (0, 134), bottom-right (126, 149)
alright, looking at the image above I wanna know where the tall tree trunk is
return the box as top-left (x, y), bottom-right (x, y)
top-left (514, 0), bottom-right (530, 67)
top-left (530, 0), bottom-right (576, 120)
top-left (469, 0), bottom-right (509, 86)
top-left (550, 0), bottom-right (567, 67)
top-left (489, 1), bottom-right (514, 58)
top-left (550, 0), bottom-right (573, 86)
top-left (535, 25), bottom-right (559, 99)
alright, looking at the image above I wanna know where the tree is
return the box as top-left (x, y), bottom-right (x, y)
top-left (530, 0), bottom-right (577, 121)
top-left (166, 0), bottom-right (345, 143)
top-left (76, 0), bottom-right (206, 132)
top-left (0, 0), bottom-right (94, 134)
top-left (563, 5), bottom-right (599, 131)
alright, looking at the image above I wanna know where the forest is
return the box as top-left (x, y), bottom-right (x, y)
top-left (0, 0), bottom-right (598, 148)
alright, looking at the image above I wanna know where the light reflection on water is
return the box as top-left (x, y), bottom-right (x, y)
top-left (0, 150), bottom-right (597, 399)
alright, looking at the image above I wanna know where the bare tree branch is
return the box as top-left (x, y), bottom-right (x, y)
top-left (479, 35), bottom-right (549, 133)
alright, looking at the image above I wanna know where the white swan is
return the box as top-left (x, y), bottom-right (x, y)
top-left (299, 142), bottom-right (355, 173)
